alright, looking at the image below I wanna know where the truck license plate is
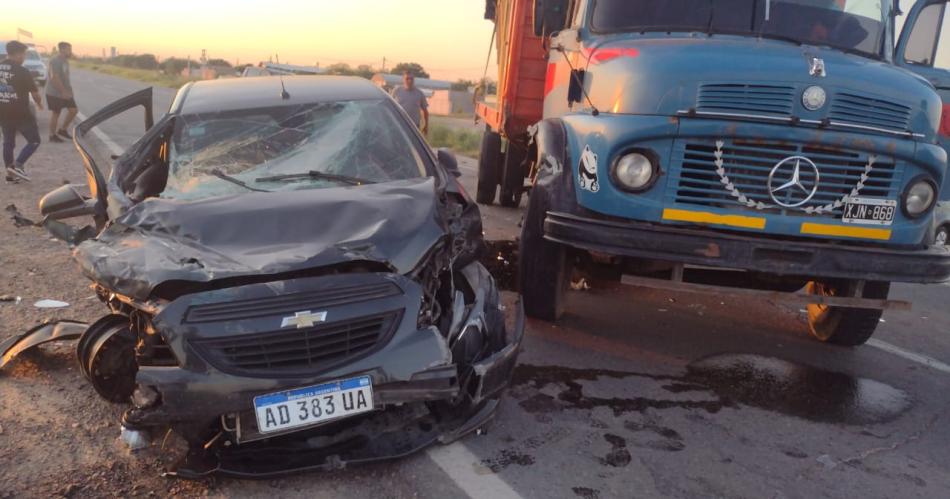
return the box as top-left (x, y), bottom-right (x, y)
top-left (253, 375), bottom-right (374, 434)
top-left (842, 197), bottom-right (896, 226)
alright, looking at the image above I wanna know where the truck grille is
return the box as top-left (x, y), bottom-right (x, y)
top-left (184, 282), bottom-right (401, 323)
top-left (669, 139), bottom-right (900, 217)
top-left (192, 311), bottom-right (401, 376)
top-left (829, 92), bottom-right (912, 133)
top-left (697, 83), bottom-right (795, 116)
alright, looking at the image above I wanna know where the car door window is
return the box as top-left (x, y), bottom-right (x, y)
top-left (904, 2), bottom-right (948, 66)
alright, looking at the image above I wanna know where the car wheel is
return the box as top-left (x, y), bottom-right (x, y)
top-left (519, 185), bottom-right (570, 321)
top-left (476, 130), bottom-right (502, 205)
top-left (937, 225), bottom-right (949, 246)
top-left (499, 145), bottom-right (526, 208)
top-left (805, 280), bottom-right (890, 347)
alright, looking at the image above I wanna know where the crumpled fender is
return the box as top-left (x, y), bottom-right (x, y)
top-left (0, 321), bottom-right (89, 369)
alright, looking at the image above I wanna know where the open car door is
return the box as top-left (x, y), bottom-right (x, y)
top-left (39, 87), bottom-right (154, 238)
top-left (896, 0), bottom-right (950, 154)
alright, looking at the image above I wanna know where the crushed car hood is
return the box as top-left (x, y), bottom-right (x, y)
top-left (74, 178), bottom-right (446, 300)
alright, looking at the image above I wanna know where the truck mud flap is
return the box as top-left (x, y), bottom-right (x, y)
top-left (1, 321), bottom-right (89, 369)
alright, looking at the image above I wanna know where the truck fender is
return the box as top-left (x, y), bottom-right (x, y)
top-left (528, 119), bottom-right (577, 214)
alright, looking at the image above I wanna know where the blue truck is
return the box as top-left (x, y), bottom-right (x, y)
top-left (477, 0), bottom-right (950, 346)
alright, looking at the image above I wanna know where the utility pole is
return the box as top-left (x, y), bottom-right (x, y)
top-left (381, 57), bottom-right (387, 72)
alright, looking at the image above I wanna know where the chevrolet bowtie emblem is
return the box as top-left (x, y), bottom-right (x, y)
top-left (280, 311), bottom-right (328, 329)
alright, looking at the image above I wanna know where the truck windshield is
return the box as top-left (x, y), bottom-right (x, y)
top-left (590, 0), bottom-right (888, 58)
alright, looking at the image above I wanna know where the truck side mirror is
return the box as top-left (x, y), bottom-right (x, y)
top-left (533, 0), bottom-right (570, 38)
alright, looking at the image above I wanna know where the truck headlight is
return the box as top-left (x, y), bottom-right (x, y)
top-left (612, 151), bottom-right (657, 192)
top-left (903, 177), bottom-right (937, 217)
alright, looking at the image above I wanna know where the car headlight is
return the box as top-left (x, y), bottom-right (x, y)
top-left (612, 152), bottom-right (657, 192)
top-left (903, 178), bottom-right (937, 217)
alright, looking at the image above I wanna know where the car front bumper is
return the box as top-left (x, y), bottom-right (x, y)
top-left (545, 211), bottom-right (950, 283)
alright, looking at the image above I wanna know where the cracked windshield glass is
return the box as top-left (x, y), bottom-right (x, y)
top-left (163, 99), bottom-right (427, 200)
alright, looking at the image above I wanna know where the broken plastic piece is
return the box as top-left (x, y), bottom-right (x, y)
top-left (34, 299), bottom-right (70, 309)
top-left (0, 320), bottom-right (88, 369)
top-left (121, 425), bottom-right (149, 451)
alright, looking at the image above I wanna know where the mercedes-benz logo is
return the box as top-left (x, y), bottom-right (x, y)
top-left (767, 156), bottom-right (820, 208)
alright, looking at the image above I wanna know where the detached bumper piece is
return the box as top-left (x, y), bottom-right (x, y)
top-left (1, 321), bottom-right (88, 369)
top-left (545, 211), bottom-right (950, 283)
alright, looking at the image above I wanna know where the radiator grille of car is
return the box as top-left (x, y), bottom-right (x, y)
top-left (669, 139), bottom-right (900, 217)
top-left (192, 311), bottom-right (401, 376)
top-left (697, 83), bottom-right (796, 116)
top-left (829, 92), bottom-right (912, 133)
top-left (184, 282), bottom-right (401, 323)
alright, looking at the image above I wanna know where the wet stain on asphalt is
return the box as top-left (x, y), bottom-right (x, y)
top-left (511, 364), bottom-right (727, 416)
top-left (481, 240), bottom-right (518, 291)
top-left (480, 449), bottom-right (535, 472)
top-left (599, 434), bottom-right (631, 467)
top-left (624, 420), bottom-right (686, 452)
top-left (512, 354), bottom-right (911, 425)
top-left (572, 487), bottom-right (601, 499)
top-left (685, 354), bottom-right (912, 425)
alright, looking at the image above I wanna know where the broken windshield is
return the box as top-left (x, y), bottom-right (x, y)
top-left (162, 99), bottom-right (428, 200)
top-left (590, 0), bottom-right (888, 58)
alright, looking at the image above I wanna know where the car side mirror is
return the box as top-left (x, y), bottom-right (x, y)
top-left (533, 0), bottom-right (569, 38)
top-left (437, 148), bottom-right (462, 178)
top-left (39, 184), bottom-right (97, 220)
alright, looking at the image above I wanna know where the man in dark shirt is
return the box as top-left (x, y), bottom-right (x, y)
top-left (0, 41), bottom-right (43, 182)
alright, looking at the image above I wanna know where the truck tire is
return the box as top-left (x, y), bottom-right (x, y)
top-left (519, 185), bottom-right (570, 321)
top-left (805, 280), bottom-right (890, 347)
top-left (476, 130), bottom-right (502, 205)
top-left (500, 145), bottom-right (526, 208)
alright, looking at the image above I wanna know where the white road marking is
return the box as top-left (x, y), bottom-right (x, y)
top-left (76, 111), bottom-right (124, 156)
top-left (426, 443), bottom-right (524, 499)
top-left (867, 339), bottom-right (950, 375)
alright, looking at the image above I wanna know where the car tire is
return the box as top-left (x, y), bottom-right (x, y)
top-left (805, 280), bottom-right (890, 347)
top-left (519, 184), bottom-right (570, 321)
top-left (499, 145), bottom-right (525, 208)
top-left (937, 225), bottom-right (949, 247)
top-left (476, 130), bottom-right (502, 205)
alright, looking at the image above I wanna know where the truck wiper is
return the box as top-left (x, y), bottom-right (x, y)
top-left (254, 170), bottom-right (376, 186)
top-left (210, 168), bottom-right (270, 192)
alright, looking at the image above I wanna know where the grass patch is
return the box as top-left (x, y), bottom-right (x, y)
top-left (428, 124), bottom-right (481, 158)
top-left (73, 60), bottom-right (191, 88)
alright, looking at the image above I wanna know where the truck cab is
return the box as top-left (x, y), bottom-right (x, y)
top-left (504, 0), bottom-right (950, 346)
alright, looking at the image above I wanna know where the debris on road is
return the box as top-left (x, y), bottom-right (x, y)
top-left (0, 295), bottom-right (22, 304)
top-left (33, 299), bottom-right (70, 309)
top-left (5, 204), bottom-right (38, 228)
top-left (0, 321), bottom-right (88, 369)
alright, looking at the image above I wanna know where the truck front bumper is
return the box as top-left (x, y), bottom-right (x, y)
top-left (545, 211), bottom-right (950, 283)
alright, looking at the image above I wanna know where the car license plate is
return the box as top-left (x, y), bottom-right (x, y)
top-left (253, 376), bottom-right (374, 434)
top-left (842, 197), bottom-right (896, 226)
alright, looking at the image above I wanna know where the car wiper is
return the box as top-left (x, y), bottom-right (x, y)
top-left (254, 170), bottom-right (376, 186)
top-left (210, 168), bottom-right (270, 192)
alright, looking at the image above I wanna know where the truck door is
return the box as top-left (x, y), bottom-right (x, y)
top-left (896, 0), bottom-right (950, 158)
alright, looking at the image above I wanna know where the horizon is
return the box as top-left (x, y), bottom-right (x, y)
top-left (4, 0), bottom-right (499, 81)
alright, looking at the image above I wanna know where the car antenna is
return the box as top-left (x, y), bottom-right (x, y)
top-left (279, 75), bottom-right (291, 100)
top-left (555, 45), bottom-right (599, 116)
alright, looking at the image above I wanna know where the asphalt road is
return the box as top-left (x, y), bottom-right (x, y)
top-left (54, 68), bottom-right (950, 498)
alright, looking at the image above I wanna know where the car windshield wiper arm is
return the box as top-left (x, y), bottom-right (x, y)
top-left (210, 168), bottom-right (270, 192)
top-left (254, 170), bottom-right (376, 186)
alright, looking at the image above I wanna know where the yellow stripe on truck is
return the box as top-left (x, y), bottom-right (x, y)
top-left (800, 222), bottom-right (892, 241)
top-left (662, 208), bottom-right (766, 230)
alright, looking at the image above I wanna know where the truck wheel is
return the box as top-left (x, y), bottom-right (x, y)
top-left (520, 186), bottom-right (570, 321)
top-left (805, 280), bottom-right (890, 347)
top-left (500, 146), bottom-right (526, 208)
top-left (476, 130), bottom-right (502, 205)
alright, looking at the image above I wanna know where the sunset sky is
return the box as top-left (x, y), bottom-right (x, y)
top-left (4, 0), bottom-right (498, 81)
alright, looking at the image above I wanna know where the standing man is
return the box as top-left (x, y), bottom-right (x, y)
top-left (0, 40), bottom-right (43, 182)
top-left (391, 71), bottom-right (429, 136)
top-left (47, 41), bottom-right (77, 143)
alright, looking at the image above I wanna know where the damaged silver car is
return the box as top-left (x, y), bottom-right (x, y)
top-left (19, 76), bottom-right (524, 478)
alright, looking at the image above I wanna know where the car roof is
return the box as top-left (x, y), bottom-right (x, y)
top-left (175, 75), bottom-right (389, 115)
